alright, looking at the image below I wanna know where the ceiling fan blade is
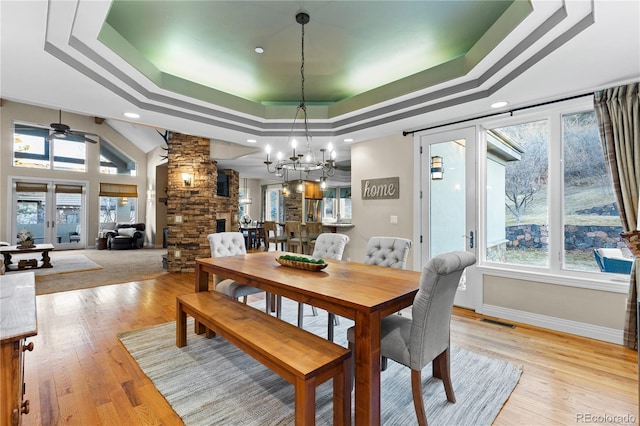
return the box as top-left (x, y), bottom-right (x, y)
top-left (68, 130), bottom-right (100, 143)
top-left (69, 130), bottom-right (99, 137)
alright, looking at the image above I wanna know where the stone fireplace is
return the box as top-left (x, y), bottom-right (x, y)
top-left (166, 132), bottom-right (239, 272)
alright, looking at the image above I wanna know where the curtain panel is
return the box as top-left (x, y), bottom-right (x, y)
top-left (594, 82), bottom-right (640, 349)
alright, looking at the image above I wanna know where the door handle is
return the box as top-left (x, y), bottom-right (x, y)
top-left (462, 231), bottom-right (474, 249)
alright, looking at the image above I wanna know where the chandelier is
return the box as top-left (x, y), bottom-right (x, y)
top-left (264, 11), bottom-right (336, 187)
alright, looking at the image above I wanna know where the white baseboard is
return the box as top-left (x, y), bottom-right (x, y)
top-left (482, 304), bottom-right (624, 345)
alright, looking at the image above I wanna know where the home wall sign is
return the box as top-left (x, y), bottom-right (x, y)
top-left (361, 177), bottom-right (400, 200)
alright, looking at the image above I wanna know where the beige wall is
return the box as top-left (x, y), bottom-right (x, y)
top-left (484, 275), bottom-right (627, 330)
top-left (344, 133), bottom-right (414, 264)
top-left (1, 101), bottom-right (147, 245)
top-left (146, 148), bottom-right (168, 248)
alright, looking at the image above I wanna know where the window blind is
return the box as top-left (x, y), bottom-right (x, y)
top-left (15, 182), bottom-right (48, 192)
top-left (55, 184), bottom-right (83, 194)
top-left (99, 183), bottom-right (138, 197)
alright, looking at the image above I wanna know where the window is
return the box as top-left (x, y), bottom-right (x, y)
top-left (99, 183), bottom-right (138, 229)
top-left (484, 106), bottom-right (627, 277)
top-left (100, 139), bottom-right (137, 176)
top-left (264, 185), bottom-right (284, 222)
top-left (562, 111), bottom-right (620, 272)
top-left (13, 124), bottom-right (87, 172)
top-left (322, 186), bottom-right (351, 222)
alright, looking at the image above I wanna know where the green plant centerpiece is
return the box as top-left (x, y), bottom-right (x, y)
top-left (278, 254), bottom-right (325, 264)
top-left (276, 254), bottom-right (328, 271)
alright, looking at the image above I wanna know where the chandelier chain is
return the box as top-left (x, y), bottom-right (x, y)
top-left (263, 11), bottom-right (336, 183)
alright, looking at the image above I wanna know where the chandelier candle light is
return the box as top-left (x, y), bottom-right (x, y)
top-left (264, 11), bottom-right (336, 189)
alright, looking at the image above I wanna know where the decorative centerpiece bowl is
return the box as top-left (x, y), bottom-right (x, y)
top-left (276, 255), bottom-right (328, 272)
top-left (17, 229), bottom-right (35, 249)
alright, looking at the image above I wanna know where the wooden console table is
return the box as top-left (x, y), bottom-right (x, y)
top-left (0, 273), bottom-right (37, 426)
top-left (0, 244), bottom-right (54, 272)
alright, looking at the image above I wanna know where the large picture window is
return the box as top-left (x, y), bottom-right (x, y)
top-left (100, 139), bottom-right (137, 176)
top-left (99, 183), bottom-right (138, 230)
top-left (13, 123), bottom-right (86, 172)
top-left (484, 106), bottom-right (628, 278)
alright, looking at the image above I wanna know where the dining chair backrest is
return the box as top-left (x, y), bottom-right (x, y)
top-left (305, 222), bottom-right (323, 240)
top-left (363, 236), bottom-right (413, 269)
top-left (264, 221), bottom-right (278, 238)
top-left (207, 232), bottom-right (247, 284)
top-left (409, 251), bottom-right (476, 370)
top-left (285, 221), bottom-right (306, 253)
top-left (311, 233), bottom-right (349, 260)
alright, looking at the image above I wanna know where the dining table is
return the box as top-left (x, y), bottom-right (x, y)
top-left (194, 251), bottom-right (420, 425)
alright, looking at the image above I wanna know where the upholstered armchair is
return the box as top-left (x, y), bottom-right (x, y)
top-left (347, 251), bottom-right (476, 426)
top-left (206, 232), bottom-right (270, 312)
top-left (106, 223), bottom-right (145, 250)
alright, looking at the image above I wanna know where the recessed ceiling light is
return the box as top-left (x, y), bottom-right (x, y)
top-left (254, 47), bottom-right (264, 54)
top-left (247, 139), bottom-right (257, 143)
top-left (124, 112), bottom-right (140, 119)
top-left (491, 101), bottom-right (508, 109)
top-left (343, 138), bottom-right (354, 142)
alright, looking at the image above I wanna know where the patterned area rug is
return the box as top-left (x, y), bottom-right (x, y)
top-left (119, 299), bottom-right (522, 425)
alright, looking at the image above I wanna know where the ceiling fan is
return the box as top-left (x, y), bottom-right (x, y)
top-left (48, 110), bottom-right (100, 144)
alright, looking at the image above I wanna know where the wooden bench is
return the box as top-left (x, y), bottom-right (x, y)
top-left (176, 291), bottom-right (352, 425)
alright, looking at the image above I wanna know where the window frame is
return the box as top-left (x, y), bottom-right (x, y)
top-left (477, 98), bottom-right (629, 294)
top-left (13, 122), bottom-right (88, 171)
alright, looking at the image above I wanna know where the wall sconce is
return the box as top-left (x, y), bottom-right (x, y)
top-left (296, 180), bottom-right (305, 193)
top-left (282, 182), bottom-right (290, 197)
top-left (181, 172), bottom-right (193, 187)
top-left (430, 156), bottom-right (444, 180)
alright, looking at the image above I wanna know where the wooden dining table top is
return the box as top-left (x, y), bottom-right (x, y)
top-left (195, 251), bottom-right (420, 319)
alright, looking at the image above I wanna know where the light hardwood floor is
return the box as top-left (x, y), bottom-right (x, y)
top-left (21, 272), bottom-right (637, 425)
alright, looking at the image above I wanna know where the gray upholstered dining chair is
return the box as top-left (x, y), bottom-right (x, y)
top-left (347, 251), bottom-right (476, 426)
top-left (364, 236), bottom-right (413, 269)
top-left (362, 236), bottom-right (413, 366)
top-left (206, 232), bottom-right (269, 312)
top-left (296, 233), bottom-right (349, 340)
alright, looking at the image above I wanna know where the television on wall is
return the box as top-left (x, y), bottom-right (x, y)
top-left (217, 172), bottom-right (229, 197)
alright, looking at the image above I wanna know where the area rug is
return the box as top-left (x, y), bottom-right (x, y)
top-left (119, 299), bottom-right (522, 425)
top-left (6, 254), bottom-right (102, 276)
top-left (34, 248), bottom-right (167, 295)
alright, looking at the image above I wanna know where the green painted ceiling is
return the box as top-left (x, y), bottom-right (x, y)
top-left (100, 1), bottom-right (525, 110)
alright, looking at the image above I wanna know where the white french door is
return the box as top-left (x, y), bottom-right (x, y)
top-left (419, 127), bottom-right (479, 310)
top-left (11, 178), bottom-right (87, 249)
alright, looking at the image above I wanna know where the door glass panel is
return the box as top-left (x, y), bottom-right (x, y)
top-left (430, 139), bottom-right (466, 257)
top-left (56, 192), bottom-right (82, 244)
top-left (16, 191), bottom-right (46, 245)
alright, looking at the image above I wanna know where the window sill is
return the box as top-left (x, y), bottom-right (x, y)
top-left (478, 263), bottom-right (630, 294)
